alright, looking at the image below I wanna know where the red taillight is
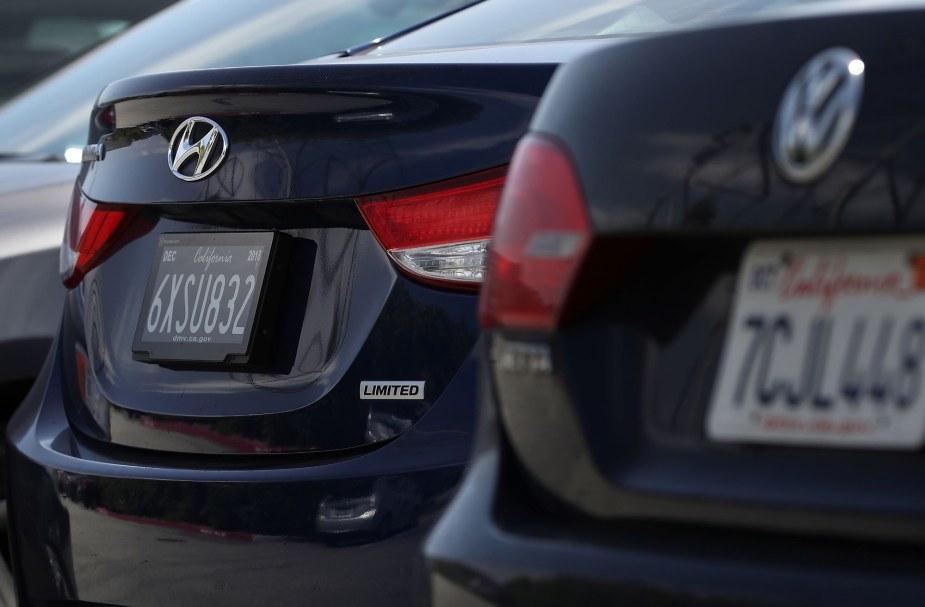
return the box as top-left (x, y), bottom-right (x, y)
top-left (75, 344), bottom-right (89, 404)
top-left (60, 186), bottom-right (152, 289)
top-left (480, 135), bottom-right (592, 331)
top-left (356, 167), bottom-right (506, 290)
top-left (97, 105), bottom-right (115, 130)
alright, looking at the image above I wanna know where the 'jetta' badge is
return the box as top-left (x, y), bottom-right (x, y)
top-left (167, 116), bottom-right (229, 181)
top-left (772, 47), bottom-right (864, 183)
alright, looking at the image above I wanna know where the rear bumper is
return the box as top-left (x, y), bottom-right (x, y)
top-left (425, 402), bottom-right (925, 607)
top-left (7, 340), bottom-right (475, 607)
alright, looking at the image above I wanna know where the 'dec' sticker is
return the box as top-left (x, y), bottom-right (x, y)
top-left (360, 381), bottom-right (425, 400)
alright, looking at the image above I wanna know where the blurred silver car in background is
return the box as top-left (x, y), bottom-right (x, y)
top-left (0, 0), bottom-right (179, 101)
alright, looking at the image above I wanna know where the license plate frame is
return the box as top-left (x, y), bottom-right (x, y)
top-left (707, 238), bottom-right (925, 450)
top-left (132, 231), bottom-right (287, 365)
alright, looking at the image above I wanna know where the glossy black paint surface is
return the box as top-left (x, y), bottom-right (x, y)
top-left (8, 342), bottom-right (472, 605)
top-left (535, 6), bottom-right (925, 233)
top-left (83, 62), bottom-right (554, 203)
top-left (425, 395), bottom-right (925, 607)
top-left (429, 5), bottom-right (925, 607)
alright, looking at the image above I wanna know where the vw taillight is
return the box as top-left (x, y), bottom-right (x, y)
top-left (480, 135), bottom-right (592, 331)
top-left (357, 167), bottom-right (505, 291)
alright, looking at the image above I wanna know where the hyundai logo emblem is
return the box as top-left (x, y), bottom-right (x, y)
top-left (167, 116), bottom-right (229, 181)
top-left (772, 47), bottom-right (864, 183)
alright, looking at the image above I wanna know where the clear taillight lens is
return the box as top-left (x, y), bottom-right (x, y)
top-left (480, 135), bottom-right (592, 331)
top-left (60, 186), bottom-right (152, 289)
top-left (356, 167), bottom-right (505, 290)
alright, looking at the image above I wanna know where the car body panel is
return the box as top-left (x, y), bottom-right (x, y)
top-left (425, 437), bottom-right (925, 607)
top-left (83, 62), bottom-right (555, 203)
top-left (533, 5), bottom-right (925, 233)
top-left (8, 344), bottom-right (472, 605)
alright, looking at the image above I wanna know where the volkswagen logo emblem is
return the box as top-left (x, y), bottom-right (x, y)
top-left (167, 116), bottom-right (229, 181)
top-left (772, 47), bottom-right (865, 183)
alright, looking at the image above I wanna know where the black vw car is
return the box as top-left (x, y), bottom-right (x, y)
top-left (2, 1), bottom-right (669, 604)
top-left (426, 1), bottom-right (925, 606)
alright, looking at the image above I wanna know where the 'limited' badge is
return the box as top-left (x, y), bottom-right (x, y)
top-left (360, 381), bottom-right (425, 400)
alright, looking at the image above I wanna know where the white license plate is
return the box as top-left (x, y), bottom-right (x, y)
top-left (707, 239), bottom-right (925, 449)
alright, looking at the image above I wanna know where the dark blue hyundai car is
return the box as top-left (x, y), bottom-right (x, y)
top-left (2, 1), bottom-right (660, 604)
